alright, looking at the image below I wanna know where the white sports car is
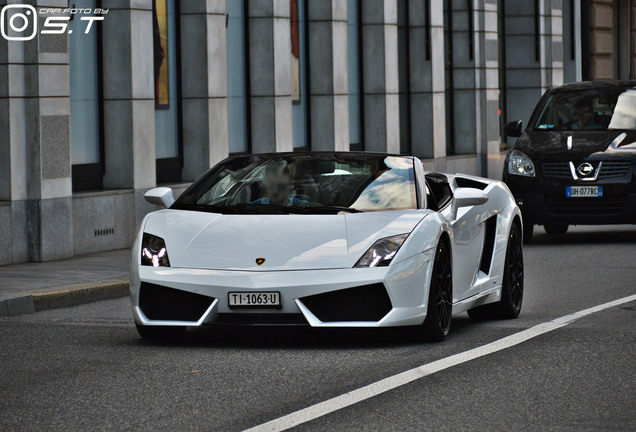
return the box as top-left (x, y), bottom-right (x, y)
top-left (130, 152), bottom-right (524, 341)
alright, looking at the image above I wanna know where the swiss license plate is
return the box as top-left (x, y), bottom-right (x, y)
top-left (228, 292), bottom-right (281, 308)
top-left (566, 186), bottom-right (602, 198)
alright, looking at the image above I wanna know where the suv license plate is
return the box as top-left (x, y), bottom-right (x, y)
top-left (228, 292), bottom-right (281, 308)
top-left (566, 186), bottom-right (602, 198)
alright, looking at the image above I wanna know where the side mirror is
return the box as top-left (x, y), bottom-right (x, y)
top-left (503, 120), bottom-right (523, 138)
top-left (450, 187), bottom-right (488, 220)
top-left (144, 187), bottom-right (175, 208)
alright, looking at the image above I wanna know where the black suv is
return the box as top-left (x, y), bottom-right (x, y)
top-left (502, 81), bottom-right (636, 242)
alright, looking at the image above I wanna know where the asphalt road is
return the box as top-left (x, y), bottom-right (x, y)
top-left (1, 225), bottom-right (635, 432)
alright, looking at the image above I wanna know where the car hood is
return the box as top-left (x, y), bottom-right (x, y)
top-left (142, 209), bottom-right (429, 271)
top-left (516, 130), bottom-right (636, 161)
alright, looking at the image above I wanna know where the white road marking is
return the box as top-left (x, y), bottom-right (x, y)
top-left (243, 293), bottom-right (636, 432)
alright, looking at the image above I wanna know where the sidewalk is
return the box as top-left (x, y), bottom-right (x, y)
top-left (0, 249), bottom-right (130, 316)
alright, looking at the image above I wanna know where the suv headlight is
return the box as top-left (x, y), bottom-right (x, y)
top-left (355, 234), bottom-right (409, 268)
top-left (141, 233), bottom-right (170, 267)
top-left (507, 150), bottom-right (535, 177)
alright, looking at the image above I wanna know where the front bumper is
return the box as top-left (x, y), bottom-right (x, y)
top-left (504, 174), bottom-right (636, 225)
top-left (130, 251), bottom-right (434, 328)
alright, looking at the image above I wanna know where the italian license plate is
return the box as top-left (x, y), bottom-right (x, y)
top-left (566, 186), bottom-right (602, 197)
top-left (228, 292), bottom-right (281, 308)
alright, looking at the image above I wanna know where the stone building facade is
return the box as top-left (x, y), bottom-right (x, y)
top-left (0, 0), bottom-right (627, 264)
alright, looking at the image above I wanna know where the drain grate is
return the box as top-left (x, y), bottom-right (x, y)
top-left (94, 228), bottom-right (115, 237)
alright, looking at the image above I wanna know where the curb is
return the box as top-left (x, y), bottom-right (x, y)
top-left (0, 278), bottom-right (130, 317)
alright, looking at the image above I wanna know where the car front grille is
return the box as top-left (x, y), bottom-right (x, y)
top-left (542, 162), bottom-right (571, 179)
top-left (543, 161), bottom-right (631, 180)
top-left (598, 161), bottom-right (631, 179)
top-left (214, 314), bottom-right (308, 326)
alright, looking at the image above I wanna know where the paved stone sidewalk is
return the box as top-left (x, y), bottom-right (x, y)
top-left (0, 249), bottom-right (130, 316)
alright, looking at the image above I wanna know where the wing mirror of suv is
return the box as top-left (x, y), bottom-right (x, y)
top-left (503, 120), bottom-right (523, 138)
top-left (144, 187), bottom-right (175, 208)
top-left (450, 187), bottom-right (488, 219)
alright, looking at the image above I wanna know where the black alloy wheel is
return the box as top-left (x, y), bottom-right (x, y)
top-left (504, 224), bottom-right (524, 316)
top-left (421, 240), bottom-right (453, 341)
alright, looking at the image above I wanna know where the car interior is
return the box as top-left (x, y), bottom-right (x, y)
top-left (424, 173), bottom-right (453, 211)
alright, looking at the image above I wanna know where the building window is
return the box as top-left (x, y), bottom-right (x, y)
top-left (443, 0), bottom-right (476, 156)
top-left (498, 0), bottom-right (509, 149)
top-left (562, 0), bottom-right (578, 83)
top-left (398, 0), bottom-right (411, 155)
top-left (70, 0), bottom-right (103, 192)
top-left (226, 0), bottom-right (250, 154)
top-left (347, 0), bottom-right (363, 151)
top-left (291, 0), bottom-right (310, 149)
top-left (153, 0), bottom-right (182, 184)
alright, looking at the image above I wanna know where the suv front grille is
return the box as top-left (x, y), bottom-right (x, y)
top-left (598, 161), bottom-right (631, 179)
top-left (542, 162), bottom-right (571, 179)
top-left (543, 161), bottom-right (631, 180)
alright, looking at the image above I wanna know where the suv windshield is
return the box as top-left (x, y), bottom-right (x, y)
top-left (533, 87), bottom-right (636, 131)
top-left (172, 154), bottom-right (417, 214)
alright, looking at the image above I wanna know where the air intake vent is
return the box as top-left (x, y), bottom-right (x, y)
top-left (545, 199), bottom-right (627, 216)
top-left (455, 177), bottom-right (488, 190)
top-left (300, 284), bottom-right (392, 322)
top-left (479, 216), bottom-right (497, 274)
top-left (139, 283), bottom-right (214, 322)
top-left (214, 314), bottom-right (307, 326)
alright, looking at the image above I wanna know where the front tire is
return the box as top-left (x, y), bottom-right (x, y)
top-left (468, 223), bottom-right (524, 320)
top-left (135, 323), bottom-right (186, 340)
top-left (420, 240), bottom-right (453, 341)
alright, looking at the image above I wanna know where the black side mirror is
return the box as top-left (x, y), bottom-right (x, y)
top-left (503, 120), bottom-right (523, 138)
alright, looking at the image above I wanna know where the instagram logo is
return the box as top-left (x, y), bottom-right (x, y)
top-left (1, 4), bottom-right (37, 41)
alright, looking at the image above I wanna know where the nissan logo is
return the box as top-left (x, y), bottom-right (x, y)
top-left (577, 162), bottom-right (594, 177)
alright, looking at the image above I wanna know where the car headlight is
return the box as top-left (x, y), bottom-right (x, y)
top-left (141, 233), bottom-right (170, 267)
top-left (507, 150), bottom-right (535, 177)
top-left (355, 234), bottom-right (409, 268)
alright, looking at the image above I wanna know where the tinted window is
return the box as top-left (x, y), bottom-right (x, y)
top-left (533, 87), bottom-right (636, 131)
top-left (173, 154), bottom-right (417, 214)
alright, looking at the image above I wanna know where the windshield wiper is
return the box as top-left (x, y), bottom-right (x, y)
top-left (172, 203), bottom-right (259, 214)
top-left (233, 203), bottom-right (362, 214)
top-left (287, 205), bottom-right (362, 214)
top-left (232, 203), bottom-right (292, 214)
top-left (175, 203), bottom-right (362, 214)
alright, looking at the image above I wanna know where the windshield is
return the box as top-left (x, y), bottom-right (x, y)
top-left (172, 154), bottom-right (418, 214)
top-left (533, 87), bottom-right (636, 131)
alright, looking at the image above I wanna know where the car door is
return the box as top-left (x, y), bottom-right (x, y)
top-left (435, 179), bottom-right (485, 302)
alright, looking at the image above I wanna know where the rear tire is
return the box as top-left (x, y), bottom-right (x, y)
top-left (544, 223), bottom-right (569, 234)
top-left (420, 240), bottom-right (453, 341)
top-left (468, 223), bottom-right (524, 320)
top-left (135, 323), bottom-right (186, 340)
